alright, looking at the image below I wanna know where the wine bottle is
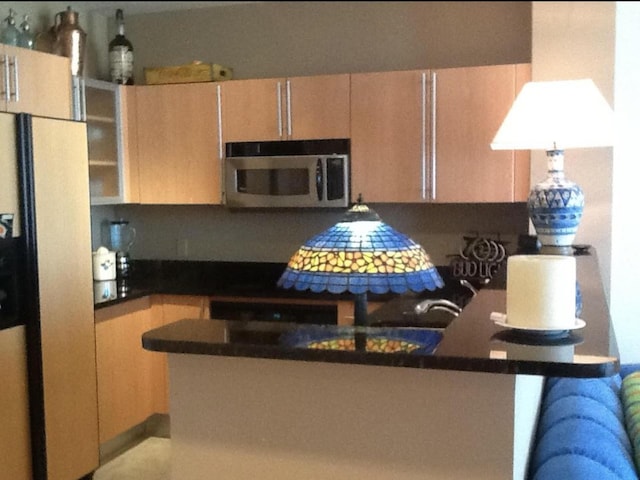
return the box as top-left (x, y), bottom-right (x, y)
top-left (109, 9), bottom-right (134, 85)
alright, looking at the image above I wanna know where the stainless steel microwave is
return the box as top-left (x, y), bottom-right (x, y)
top-left (224, 154), bottom-right (350, 208)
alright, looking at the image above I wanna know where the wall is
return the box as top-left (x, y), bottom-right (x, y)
top-left (610, 2), bottom-right (640, 363)
top-left (123, 1), bottom-right (531, 81)
top-left (100, 203), bottom-right (527, 266)
top-left (530, 1), bottom-right (615, 296)
top-left (532, 1), bottom-right (640, 363)
top-left (90, 1), bottom-right (533, 265)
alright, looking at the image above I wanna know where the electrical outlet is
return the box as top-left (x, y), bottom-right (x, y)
top-left (177, 238), bottom-right (189, 258)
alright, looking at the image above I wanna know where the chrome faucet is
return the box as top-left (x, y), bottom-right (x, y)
top-left (414, 298), bottom-right (462, 316)
top-left (413, 278), bottom-right (489, 317)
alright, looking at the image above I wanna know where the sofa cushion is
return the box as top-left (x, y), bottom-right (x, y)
top-left (536, 395), bottom-right (632, 453)
top-left (622, 371), bottom-right (640, 473)
top-left (542, 375), bottom-right (624, 422)
top-left (529, 372), bottom-right (639, 480)
top-left (530, 416), bottom-right (637, 479)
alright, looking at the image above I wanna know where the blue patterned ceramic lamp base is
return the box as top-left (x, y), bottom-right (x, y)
top-left (528, 150), bottom-right (584, 247)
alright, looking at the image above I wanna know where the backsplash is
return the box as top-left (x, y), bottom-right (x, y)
top-left (91, 203), bottom-right (528, 267)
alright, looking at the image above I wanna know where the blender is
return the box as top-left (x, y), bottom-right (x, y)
top-left (108, 219), bottom-right (136, 279)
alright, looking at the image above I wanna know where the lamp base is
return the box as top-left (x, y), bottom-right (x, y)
top-left (527, 150), bottom-right (584, 248)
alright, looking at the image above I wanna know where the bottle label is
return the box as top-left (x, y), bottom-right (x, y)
top-left (109, 47), bottom-right (133, 82)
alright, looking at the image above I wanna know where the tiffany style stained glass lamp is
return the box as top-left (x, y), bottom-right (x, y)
top-left (277, 200), bottom-right (444, 326)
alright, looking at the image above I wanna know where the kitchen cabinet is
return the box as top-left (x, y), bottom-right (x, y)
top-left (432, 63), bottom-right (531, 203)
top-left (94, 294), bottom-right (209, 444)
top-left (350, 63), bottom-right (530, 203)
top-left (0, 326), bottom-right (32, 480)
top-left (80, 79), bottom-right (140, 204)
top-left (135, 82), bottom-right (222, 204)
top-left (351, 70), bottom-right (427, 203)
top-left (160, 294), bottom-right (210, 323)
top-left (1, 45), bottom-right (72, 119)
top-left (95, 296), bottom-right (166, 444)
top-left (221, 74), bottom-right (350, 143)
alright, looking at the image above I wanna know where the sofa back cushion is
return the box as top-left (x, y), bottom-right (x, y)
top-left (529, 374), bottom-right (639, 480)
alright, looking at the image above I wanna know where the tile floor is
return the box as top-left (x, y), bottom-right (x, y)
top-left (93, 437), bottom-right (171, 480)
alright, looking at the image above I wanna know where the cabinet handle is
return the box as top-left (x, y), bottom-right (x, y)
top-left (421, 72), bottom-right (427, 200)
top-left (75, 76), bottom-right (87, 121)
top-left (276, 81), bottom-right (283, 138)
top-left (286, 79), bottom-right (292, 137)
top-left (1, 55), bottom-right (8, 102)
top-left (217, 84), bottom-right (223, 160)
top-left (81, 77), bottom-right (87, 121)
top-left (71, 76), bottom-right (79, 120)
top-left (9, 55), bottom-right (18, 102)
top-left (430, 71), bottom-right (437, 201)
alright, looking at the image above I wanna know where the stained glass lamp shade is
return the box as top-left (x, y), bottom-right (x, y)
top-left (277, 202), bottom-right (444, 326)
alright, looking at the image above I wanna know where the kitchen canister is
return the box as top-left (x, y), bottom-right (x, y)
top-left (92, 246), bottom-right (116, 281)
top-left (505, 254), bottom-right (577, 330)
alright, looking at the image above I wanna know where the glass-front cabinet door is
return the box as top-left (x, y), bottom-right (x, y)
top-left (77, 78), bottom-right (126, 204)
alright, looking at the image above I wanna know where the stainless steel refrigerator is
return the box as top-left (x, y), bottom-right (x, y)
top-left (0, 112), bottom-right (99, 480)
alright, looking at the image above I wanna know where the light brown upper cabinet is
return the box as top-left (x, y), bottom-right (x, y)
top-left (433, 63), bottom-right (531, 203)
top-left (350, 64), bottom-right (530, 203)
top-left (351, 70), bottom-right (427, 203)
top-left (1, 46), bottom-right (72, 120)
top-left (135, 82), bottom-right (222, 204)
top-left (81, 79), bottom-right (140, 205)
top-left (221, 74), bottom-right (350, 143)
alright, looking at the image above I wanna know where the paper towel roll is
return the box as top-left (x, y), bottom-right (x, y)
top-left (506, 255), bottom-right (576, 329)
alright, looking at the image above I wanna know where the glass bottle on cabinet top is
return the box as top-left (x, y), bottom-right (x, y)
top-left (83, 78), bottom-right (126, 204)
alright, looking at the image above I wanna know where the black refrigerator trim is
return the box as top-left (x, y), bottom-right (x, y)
top-left (16, 113), bottom-right (48, 480)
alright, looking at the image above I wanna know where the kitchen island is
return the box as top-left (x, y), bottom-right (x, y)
top-left (142, 251), bottom-right (618, 479)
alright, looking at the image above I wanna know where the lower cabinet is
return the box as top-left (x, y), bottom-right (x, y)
top-left (337, 300), bottom-right (384, 326)
top-left (94, 294), bottom-right (384, 445)
top-left (95, 296), bottom-right (164, 444)
top-left (94, 295), bottom-right (211, 445)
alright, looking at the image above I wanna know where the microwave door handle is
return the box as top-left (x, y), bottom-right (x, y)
top-left (316, 158), bottom-right (323, 201)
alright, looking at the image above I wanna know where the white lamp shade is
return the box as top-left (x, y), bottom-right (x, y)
top-left (491, 79), bottom-right (614, 151)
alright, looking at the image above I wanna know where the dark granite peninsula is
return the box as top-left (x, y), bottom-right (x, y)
top-left (142, 250), bottom-right (617, 480)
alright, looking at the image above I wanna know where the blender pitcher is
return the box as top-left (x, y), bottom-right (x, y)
top-left (109, 219), bottom-right (136, 277)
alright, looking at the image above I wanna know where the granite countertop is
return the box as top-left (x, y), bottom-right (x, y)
top-left (142, 251), bottom-right (620, 379)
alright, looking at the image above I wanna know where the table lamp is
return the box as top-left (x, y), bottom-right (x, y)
top-left (277, 199), bottom-right (444, 326)
top-left (491, 79), bottom-right (614, 253)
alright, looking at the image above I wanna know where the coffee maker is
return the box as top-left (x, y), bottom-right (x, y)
top-left (108, 219), bottom-right (136, 279)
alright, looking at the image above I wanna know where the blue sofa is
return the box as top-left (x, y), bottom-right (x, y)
top-left (529, 364), bottom-right (640, 479)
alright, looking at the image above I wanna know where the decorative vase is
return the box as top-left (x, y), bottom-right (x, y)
top-left (527, 150), bottom-right (584, 248)
top-left (52, 6), bottom-right (87, 76)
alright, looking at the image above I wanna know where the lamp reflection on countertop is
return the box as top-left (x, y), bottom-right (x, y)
top-left (277, 197), bottom-right (444, 328)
